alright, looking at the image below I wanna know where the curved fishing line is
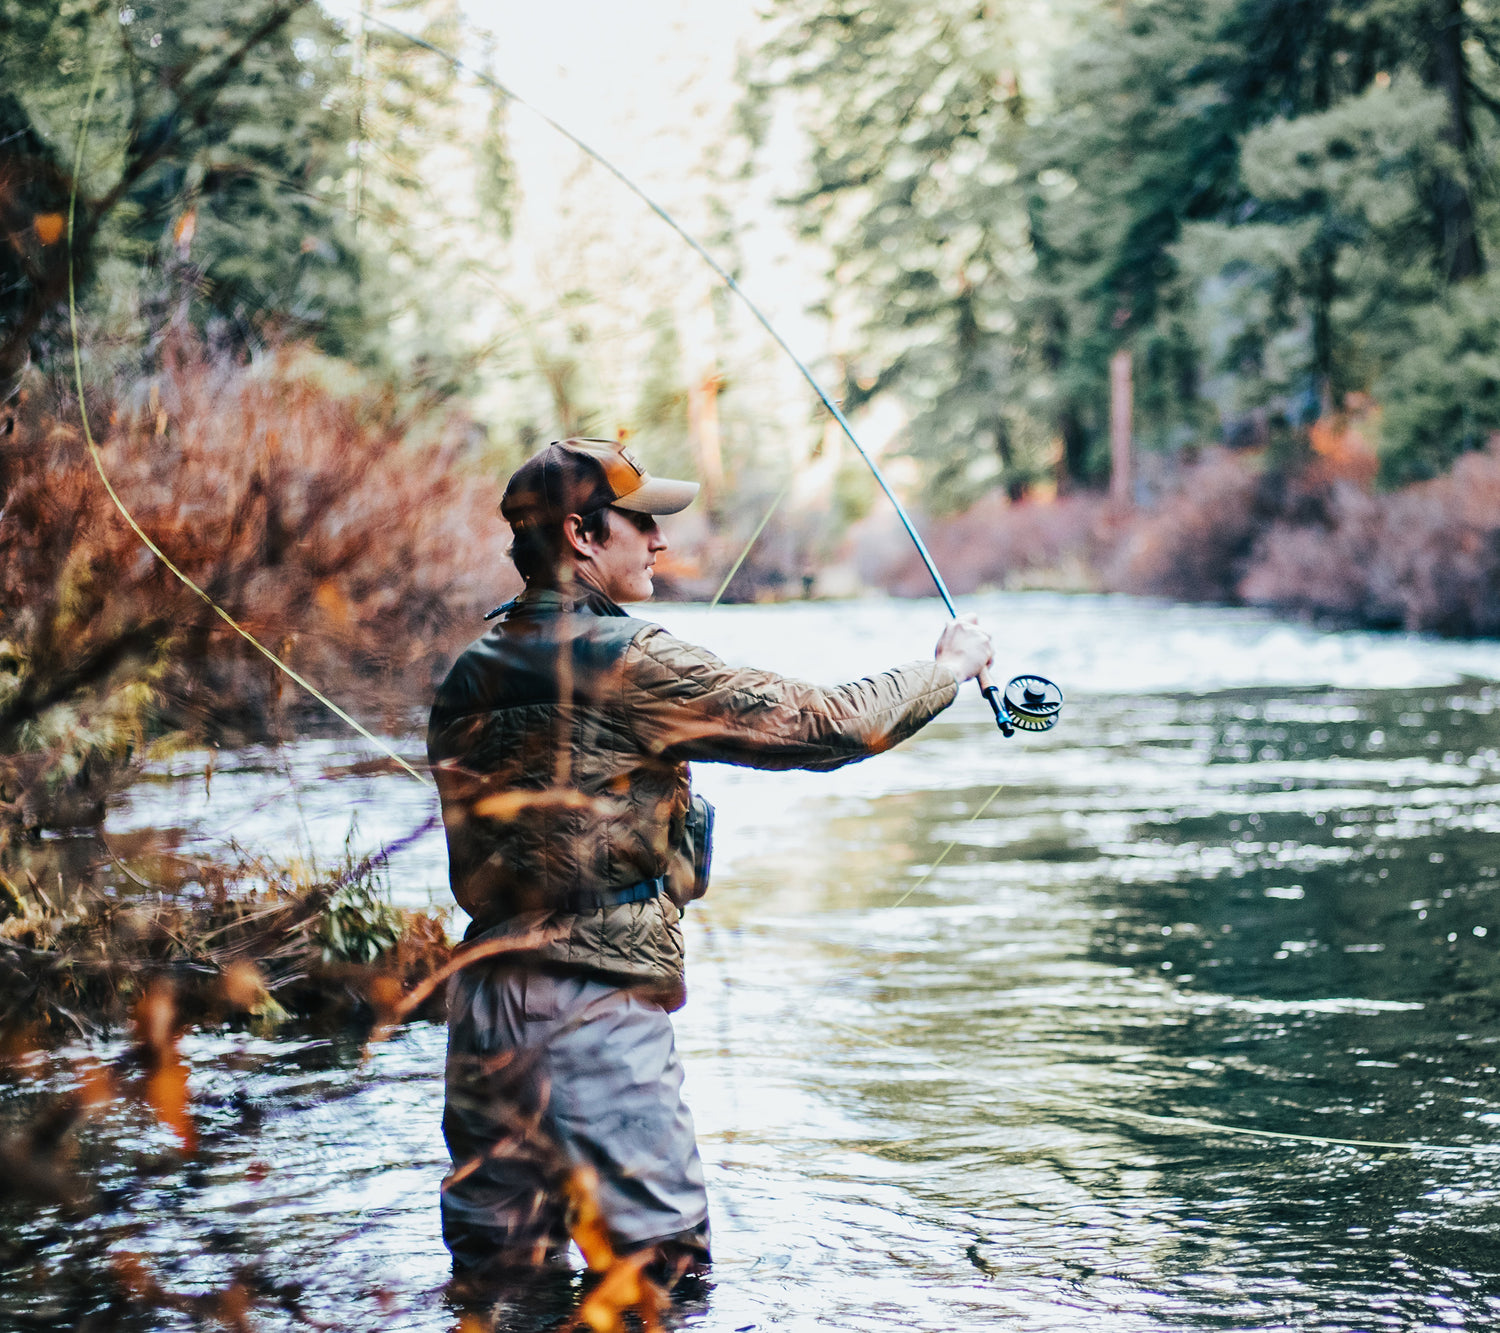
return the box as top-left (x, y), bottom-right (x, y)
top-left (61, 48), bottom-right (1479, 1157)
top-left (708, 477), bottom-right (794, 609)
top-left (831, 1018), bottom-right (1500, 1158)
top-left (368, 18), bottom-right (959, 617)
top-left (65, 71), bottom-right (431, 790)
top-left (884, 778), bottom-right (1007, 912)
top-left (355, 24), bottom-right (1499, 1164)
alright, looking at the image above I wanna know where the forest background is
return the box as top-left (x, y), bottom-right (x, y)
top-left (3, 0), bottom-right (1500, 1001)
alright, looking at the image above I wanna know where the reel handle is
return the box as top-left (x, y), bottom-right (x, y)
top-left (976, 666), bottom-right (1015, 737)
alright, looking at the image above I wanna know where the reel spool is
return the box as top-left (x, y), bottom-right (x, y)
top-left (983, 674), bottom-right (1063, 737)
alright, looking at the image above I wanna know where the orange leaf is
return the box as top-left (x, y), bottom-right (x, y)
top-left (211, 1281), bottom-right (252, 1328)
top-left (33, 213), bottom-right (64, 246)
top-left (313, 579), bottom-right (351, 626)
top-left (144, 1061), bottom-right (196, 1154)
top-left (111, 1250), bottom-right (159, 1300)
top-left (220, 961), bottom-right (266, 1010)
top-left (575, 1251), bottom-right (663, 1333)
top-left (132, 981), bottom-right (197, 1153)
top-left (76, 1061), bottom-right (117, 1111)
top-left (135, 980), bottom-right (175, 1053)
top-left (565, 1164), bottom-right (615, 1271)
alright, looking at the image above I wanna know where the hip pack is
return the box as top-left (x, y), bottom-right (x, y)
top-left (683, 793), bottom-right (715, 902)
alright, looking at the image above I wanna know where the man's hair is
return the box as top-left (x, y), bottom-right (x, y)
top-left (507, 507), bottom-right (612, 584)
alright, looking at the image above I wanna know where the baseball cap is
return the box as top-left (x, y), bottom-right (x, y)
top-left (500, 438), bottom-right (700, 527)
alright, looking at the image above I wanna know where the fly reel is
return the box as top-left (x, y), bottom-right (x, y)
top-left (979, 673), bottom-right (1064, 737)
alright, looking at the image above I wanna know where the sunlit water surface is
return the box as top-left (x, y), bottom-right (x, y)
top-left (10, 593), bottom-right (1500, 1330)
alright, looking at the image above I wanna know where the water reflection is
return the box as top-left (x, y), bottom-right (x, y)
top-left (8, 595), bottom-right (1500, 1329)
top-left (758, 669), bottom-right (1500, 1328)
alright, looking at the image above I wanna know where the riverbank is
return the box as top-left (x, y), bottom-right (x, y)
top-left (10, 332), bottom-right (1500, 884)
top-left (0, 832), bottom-right (451, 1040)
top-left (848, 443), bottom-right (1500, 638)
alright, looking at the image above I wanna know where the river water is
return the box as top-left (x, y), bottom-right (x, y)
top-left (10, 593), bottom-right (1500, 1330)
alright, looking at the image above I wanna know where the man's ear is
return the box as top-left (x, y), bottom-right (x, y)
top-left (561, 511), bottom-right (608, 560)
top-left (561, 513), bottom-right (590, 560)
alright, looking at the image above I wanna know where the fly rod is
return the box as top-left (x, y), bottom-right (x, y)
top-left (374, 19), bottom-right (1062, 736)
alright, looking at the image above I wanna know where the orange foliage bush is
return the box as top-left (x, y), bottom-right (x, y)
top-left (0, 341), bottom-right (516, 826)
top-left (1244, 448), bottom-right (1500, 635)
top-left (1108, 443), bottom-right (1500, 635)
top-left (852, 434), bottom-right (1500, 640)
top-left (857, 491), bottom-right (1113, 596)
top-left (1105, 450), bottom-right (1268, 602)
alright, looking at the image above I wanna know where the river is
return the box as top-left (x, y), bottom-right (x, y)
top-left (9, 592), bottom-right (1500, 1330)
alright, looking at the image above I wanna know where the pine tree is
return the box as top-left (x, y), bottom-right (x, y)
top-left (745, 0), bottom-right (1057, 506)
top-left (748, 0), bottom-right (1500, 495)
top-left (0, 0), bottom-right (368, 384)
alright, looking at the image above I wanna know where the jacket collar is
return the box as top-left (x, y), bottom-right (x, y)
top-left (509, 581), bottom-right (629, 620)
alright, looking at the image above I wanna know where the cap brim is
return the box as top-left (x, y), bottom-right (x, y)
top-left (612, 475), bottom-right (700, 515)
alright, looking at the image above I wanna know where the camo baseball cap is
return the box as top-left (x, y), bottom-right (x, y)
top-left (499, 437), bottom-right (699, 527)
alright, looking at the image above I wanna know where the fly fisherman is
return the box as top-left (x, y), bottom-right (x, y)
top-left (428, 437), bottom-right (995, 1288)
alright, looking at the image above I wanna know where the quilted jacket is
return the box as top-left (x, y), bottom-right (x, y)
top-left (427, 584), bottom-right (959, 1004)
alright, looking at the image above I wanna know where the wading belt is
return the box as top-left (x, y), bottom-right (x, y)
top-left (560, 875), bottom-right (666, 914)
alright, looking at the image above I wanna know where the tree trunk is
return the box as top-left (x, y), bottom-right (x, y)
top-left (1058, 405), bottom-right (1090, 490)
top-left (993, 417), bottom-right (1027, 502)
top-left (1043, 308), bottom-right (1093, 489)
top-left (1430, 0), bottom-right (1484, 280)
top-left (1109, 349), bottom-right (1133, 506)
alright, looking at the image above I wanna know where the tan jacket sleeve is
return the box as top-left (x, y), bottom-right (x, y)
top-left (622, 626), bottom-right (960, 770)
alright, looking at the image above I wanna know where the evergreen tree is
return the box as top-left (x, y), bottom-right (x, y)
top-left (0, 0), bottom-right (518, 397)
top-left (749, 0), bottom-right (1500, 495)
top-left (745, 0), bottom-right (1053, 506)
top-left (0, 0), bottom-right (366, 383)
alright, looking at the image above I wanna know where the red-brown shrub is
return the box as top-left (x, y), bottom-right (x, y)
top-left (856, 491), bottom-right (1112, 596)
top-left (1243, 449), bottom-right (1500, 635)
top-left (0, 341), bottom-right (516, 826)
top-left (1104, 450), bottom-right (1265, 602)
top-left (1238, 483), bottom-right (1391, 625)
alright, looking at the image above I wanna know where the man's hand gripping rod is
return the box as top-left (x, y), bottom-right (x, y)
top-left (863, 472), bottom-right (1062, 737)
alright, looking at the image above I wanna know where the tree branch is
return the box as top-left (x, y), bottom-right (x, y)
top-left (88, 2), bottom-right (311, 230)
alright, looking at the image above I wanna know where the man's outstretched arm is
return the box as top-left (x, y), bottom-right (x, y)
top-left (624, 616), bottom-right (994, 771)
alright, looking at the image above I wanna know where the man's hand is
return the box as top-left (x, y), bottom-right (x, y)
top-left (934, 614), bottom-right (994, 683)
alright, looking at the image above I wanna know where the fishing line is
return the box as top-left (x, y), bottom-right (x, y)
top-left (370, 17), bottom-right (814, 613)
top-left (65, 66), bottom-right (431, 790)
top-left (708, 477), bottom-right (795, 609)
top-left (885, 779), bottom-right (1008, 912)
top-left (372, 18), bottom-right (1066, 737)
top-left (384, 23), bottom-right (1455, 1158)
top-left (63, 22), bottom-right (1466, 1163)
top-left (368, 29), bottom-right (999, 647)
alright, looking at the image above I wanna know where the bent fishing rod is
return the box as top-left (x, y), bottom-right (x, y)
top-left (373, 19), bottom-right (1062, 739)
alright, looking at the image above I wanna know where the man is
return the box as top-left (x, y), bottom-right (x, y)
top-left (428, 437), bottom-right (993, 1286)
